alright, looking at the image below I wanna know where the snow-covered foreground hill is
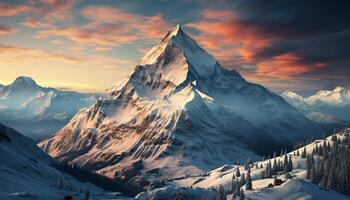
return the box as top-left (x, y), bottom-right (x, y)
top-left (39, 25), bottom-right (321, 189)
top-left (0, 76), bottom-right (96, 141)
top-left (141, 128), bottom-right (350, 200)
top-left (282, 86), bottom-right (350, 125)
top-left (0, 123), bottom-right (131, 200)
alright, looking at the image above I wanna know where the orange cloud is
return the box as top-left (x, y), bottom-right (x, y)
top-left (35, 0), bottom-right (75, 21)
top-left (0, 25), bottom-right (16, 35)
top-left (186, 9), bottom-right (305, 81)
top-left (201, 9), bottom-right (237, 20)
top-left (35, 6), bottom-right (171, 48)
top-left (0, 2), bottom-right (29, 16)
top-left (94, 46), bottom-right (114, 52)
top-left (36, 25), bottom-right (139, 47)
top-left (0, 44), bottom-right (80, 64)
top-left (7, 0), bottom-right (75, 28)
top-left (21, 18), bottom-right (51, 28)
top-left (255, 53), bottom-right (311, 79)
top-left (0, 43), bottom-right (134, 67)
top-left (50, 40), bottom-right (65, 44)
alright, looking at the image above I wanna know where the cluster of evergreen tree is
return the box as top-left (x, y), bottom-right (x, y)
top-left (231, 166), bottom-right (252, 199)
top-left (54, 176), bottom-right (90, 200)
top-left (212, 184), bottom-right (245, 200)
top-left (55, 161), bottom-right (139, 196)
top-left (261, 149), bottom-right (293, 179)
top-left (210, 165), bottom-right (253, 200)
top-left (306, 129), bottom-right (350, 195)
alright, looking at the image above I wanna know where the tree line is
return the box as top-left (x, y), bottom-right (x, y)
top-left (306, 129), bottom-right (350, 195)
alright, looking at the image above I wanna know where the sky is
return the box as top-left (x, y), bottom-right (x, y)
top-left (0, 0), bottom-right (349, 95)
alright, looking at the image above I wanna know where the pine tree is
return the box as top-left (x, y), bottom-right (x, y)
top-left (310, 164), bottom-right (316, 183)
top-left (288, 155), bottom-right (293, 172)
top-left (301, 147), bottom-right (307, 158)
top-left (232, 191), bottom-right (236, 200)
top-left (261, 171), bottom-right (265, 179)
top-left (319, 174), bottom-right (327, 190)
top-left (231, 173), bottom-right (236, 193)
top-left (326, 161), bottom-right (335, 190)
top-left (306, 154), bottom-right (312, 180)
top-left (216, 185), bottom-right (226, 200)
top-left (235, 179), bottom-right (240, 197)
top-left (240, 173), bottom-right (246, 186)
top-left (283, 152), bottom-right (288, 173)
top-left (278, 159), bottom-right (282, 172)
top-left (267, 159), bottom-right (272, 178)
top-left (236, 167), bottom-right (241, 177)
top-left (244, 160), bottom-right (249, 170)
top-left (245, 170), bottom-right (252, 190)
top-left (280, 149), bottom-right (284, 157)
top-left (272, 158), bottom-right (277, 175)
top-left (239, 189), bottom-right (245, 200)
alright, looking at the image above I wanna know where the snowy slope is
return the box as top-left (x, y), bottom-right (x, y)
top-left (282, 87), bottom-right (350, 124)
top-left (39, 25), bottom-right (320, 188)
top-left (164, 129), bottom-right (350, 200)
top-left (0, 76), bottom-right (96, 140)
top-left (0, 123), bottom-right (131, 200)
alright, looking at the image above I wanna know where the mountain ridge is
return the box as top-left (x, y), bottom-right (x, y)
top-left (282, 86), bottom-right (350, 124)
top-left (0, 76), bottom-right (96, 140)
top-left (39, 25), bottom-right (321, 188)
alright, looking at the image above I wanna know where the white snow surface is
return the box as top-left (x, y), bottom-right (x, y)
top-left (0, 123), bottom-right (130, 200)
top-left (160, 129), bottom-right (350, 200)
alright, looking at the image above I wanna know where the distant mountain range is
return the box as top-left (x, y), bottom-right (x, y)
top-left (0, 76), bottom-right (96, 141)
top-left (282, 86), bottom-right (350, 125)
top-left (39, 25), bottom-right (321, 188)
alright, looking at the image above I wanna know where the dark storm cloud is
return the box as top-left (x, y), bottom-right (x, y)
top-left (233, 0), bottom-right (350, 37)
top-left (228, 0), bottom-right (350, 89)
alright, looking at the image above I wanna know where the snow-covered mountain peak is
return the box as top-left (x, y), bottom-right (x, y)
top-left (169, 24), bottom-right (182, 37)
top-left (140, 25), bottom-right (220, 79)
top-left (0, 77), bottom-right (96, 140)
top-left (282, 86), bottom-right (350, 124)
top-left (281, 91), bottom-right (304, 101)
top-left (334, 86), bottom-right (344, 92)
top-left (308, 86), bottom-right (350, 105)
top-left (11, 76), bottom-right (39, 89)
top-left (40, 25), bottom-right (320, 188)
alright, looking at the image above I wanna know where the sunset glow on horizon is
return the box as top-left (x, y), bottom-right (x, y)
top-left (1, 0), bottom-right (349, 94)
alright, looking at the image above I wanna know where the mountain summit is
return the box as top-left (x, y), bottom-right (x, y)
top-left (11, 76), bottom-right (39, 89)
top-left (39, 25), bottom-right (320, 187)
top-left (282, 86), bottom-right (350, 124)
top-left (0, 76), bottom-right (96, 140)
